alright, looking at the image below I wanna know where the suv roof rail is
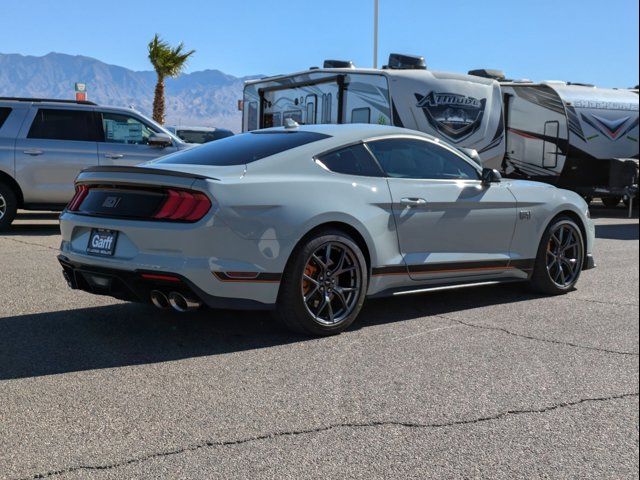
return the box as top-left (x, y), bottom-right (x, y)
top-left (0, 97), bottom-right (97, 106)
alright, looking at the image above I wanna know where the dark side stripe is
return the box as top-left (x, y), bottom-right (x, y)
top-left (372, 259), bottom-right (535, 276)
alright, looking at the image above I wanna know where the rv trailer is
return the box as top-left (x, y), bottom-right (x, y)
top-left (242, 54), bottom-right (506, 168)
top-left (499, 81), bottom-right (639, 206)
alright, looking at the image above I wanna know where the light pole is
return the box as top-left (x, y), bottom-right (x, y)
top-left (373, 0), bottom-right (379, 68)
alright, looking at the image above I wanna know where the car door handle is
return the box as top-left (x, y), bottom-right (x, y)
top-left (400, 197), bottom-right (427, 206)
top-left (23, 149), bottom-right (43, 156)
top-left (104, 153), bottom-right (124, 159)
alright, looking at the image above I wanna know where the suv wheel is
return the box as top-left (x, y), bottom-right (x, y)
top-left (0, 182), bottom-right (18, 231)
top-left (276, 230), bottom-right (368, 336)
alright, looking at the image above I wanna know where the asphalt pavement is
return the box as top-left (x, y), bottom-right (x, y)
top-left (0, 205), bottom-right (638, 479)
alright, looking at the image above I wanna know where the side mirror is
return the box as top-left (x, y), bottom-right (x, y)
top-left (481, 168), bottom-right (502, 185)
top-left (148, 132), bottom-right (173, 148)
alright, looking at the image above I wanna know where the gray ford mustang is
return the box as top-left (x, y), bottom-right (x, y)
top-left (58, 123), bottom-right (595, 335)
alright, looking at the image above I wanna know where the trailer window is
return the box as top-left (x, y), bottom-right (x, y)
top-left (263, 112), bottom-right (283, 128)
top-left (247, 102), bottom-right (258, 131)
top-left (155, 131), bottom-right (331, 166)
top-left (351, 108), bottom-right (371, 124)
top-left (322, 94), bottom-right (332, 123)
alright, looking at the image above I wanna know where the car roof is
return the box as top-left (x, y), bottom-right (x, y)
top-left (0, 98), bottom-right (145, 115)
top-left (260, 123), bottom-right (437, 142)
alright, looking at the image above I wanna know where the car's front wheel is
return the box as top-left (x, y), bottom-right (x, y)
top-left (529, 216), bottom-right (585, 295)
top-left (0, 182), bottom-right (18, 231)
top-left (276, 230), bottom-right (368, 336)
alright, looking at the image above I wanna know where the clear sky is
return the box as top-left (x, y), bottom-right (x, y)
top-left (1, 0), bottom-right (638, 87)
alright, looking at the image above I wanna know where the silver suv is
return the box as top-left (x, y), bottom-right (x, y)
top-left (0, 98), bottom-right (190, 230)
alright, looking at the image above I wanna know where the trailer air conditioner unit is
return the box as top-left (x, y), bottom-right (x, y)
top-left (468, 69), bottom-right (506, 81)
top-left (323, 60), bottom-right (355, 69)
top-left (386, 53), bottom-right (426, 70)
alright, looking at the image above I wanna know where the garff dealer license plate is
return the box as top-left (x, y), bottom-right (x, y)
top-left (86, 229), bottom-right (119, 256)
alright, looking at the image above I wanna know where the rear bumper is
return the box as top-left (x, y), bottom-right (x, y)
top-left (58, 255), bottom-right (274, 310)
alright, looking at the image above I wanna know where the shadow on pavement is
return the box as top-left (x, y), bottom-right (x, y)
top-left (15, 212), bottom-right (60, 221)
top-left (2, 212), bottom-right (60, 236)
top-left (2, 223), bottom-right (60, 235)
top-left (595, 223), bottom-right (639, 240)
top-left (0, 284), bottom-right (539, 380)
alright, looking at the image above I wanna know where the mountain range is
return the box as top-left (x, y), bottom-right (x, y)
top-left (0, 52), bottom-right (258, 131)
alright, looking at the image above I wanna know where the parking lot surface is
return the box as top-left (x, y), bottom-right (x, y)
top-left (1, 206), bottom-right (638, 479)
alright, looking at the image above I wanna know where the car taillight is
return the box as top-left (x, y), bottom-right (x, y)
top-left (67, 185), bottom-right (90, 211)
top-left (153, 189), bottom-right (211, 222)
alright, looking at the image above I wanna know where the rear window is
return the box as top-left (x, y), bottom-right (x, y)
top-left (156, 131), bottom-right (331, 166)
top-left (0, 107), bottom-right (11, 130)
top-left (28, 108), bottom-right (99, 141)
top-left (316, 144), bottom-right (384, 177)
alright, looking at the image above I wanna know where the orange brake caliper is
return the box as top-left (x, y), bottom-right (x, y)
top-left (303, 263), bottom-right (318, 294)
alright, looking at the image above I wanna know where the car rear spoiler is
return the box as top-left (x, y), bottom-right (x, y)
top-left (81, 165), bottom-right (217, 181)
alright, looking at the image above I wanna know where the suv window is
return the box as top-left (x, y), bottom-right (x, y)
top-left (366, 138), bottom-right (479, 180)
top-left (101, 112), bottom-right (157, 145)
top-left (316, 143), bottom-right (383, 177)
top-left (0, 107), bottom-right (12, 130)
top-left (27, 108), bottom-right (99, 141)
top-left (156, 130), bottom-right (331, 166)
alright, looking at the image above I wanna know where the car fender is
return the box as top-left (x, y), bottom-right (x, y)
top-left (507, 182), bottom-right (592, 260)
top-left (291, 210), bottom-right (381, 267)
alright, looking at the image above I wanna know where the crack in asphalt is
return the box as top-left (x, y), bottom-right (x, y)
top-left (0, 237), bottom-right (59, 252)
top-left (20, 391), bottom-right (639, 480)
top-left (436, 315), bottom-right (640, 357)
top-left (569, 297), bottom-right (639, 308)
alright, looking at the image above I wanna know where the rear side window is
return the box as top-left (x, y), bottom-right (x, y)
top-left (316, 144), bottom-right (384, 177)
top-left (156, 131), bottom-right (331, 166)
top-left (0, 107), bottom-right (12, 130)
top-left (28, 108), bottom-right (98, 141)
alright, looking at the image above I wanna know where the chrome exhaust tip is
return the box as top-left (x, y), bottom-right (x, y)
top-left (168, 291), bottom-right (202, 312)
top-left (150, 290), bottom-right (170, 309)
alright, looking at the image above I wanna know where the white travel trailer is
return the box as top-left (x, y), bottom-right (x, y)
top-left (242, 55), bottom-right (506, 168)
top-left (499, 81), bottom-right (639, 206)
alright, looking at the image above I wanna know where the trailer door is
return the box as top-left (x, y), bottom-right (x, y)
top-left (542, 121), bottom-right (560, 168)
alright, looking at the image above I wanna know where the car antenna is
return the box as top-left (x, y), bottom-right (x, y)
top-left (284, 118), bottom-right (299, 129)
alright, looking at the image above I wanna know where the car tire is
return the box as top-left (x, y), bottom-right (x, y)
top-left (276, 229), bottom-right (368, 336)
top-left (0, 182), bottom-right (18, 231)
top-left (601, 196), bottom-right (621, 208)
top-left (529, 216), bottom-right (585, 295)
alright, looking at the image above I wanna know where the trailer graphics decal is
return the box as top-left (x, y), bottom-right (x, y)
top-left (566, 105), bottom-right (586, 141)
top-left (580, 113), bottom-right (639, 141)
top-left (415, 92), bottom-right (486, 142)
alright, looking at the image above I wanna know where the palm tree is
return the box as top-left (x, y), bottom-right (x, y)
top-left (147, 34), bottom-right (195, 124)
